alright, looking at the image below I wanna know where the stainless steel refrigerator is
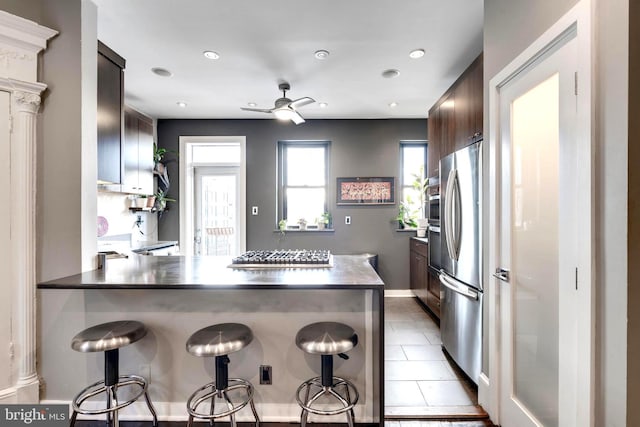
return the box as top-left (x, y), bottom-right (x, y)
top-left (439, 140), bottom-right (482, 384)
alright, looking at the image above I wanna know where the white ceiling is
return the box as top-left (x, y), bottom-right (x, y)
top-left (92, 0), bottom-right (483, 120)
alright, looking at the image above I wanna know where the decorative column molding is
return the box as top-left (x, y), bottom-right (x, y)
top-left (0, 10), bottom-right (56, 404)
top-left (11, 87), bottom-right (42, 389)
top-left (13, 90), bottom-right (41, 112)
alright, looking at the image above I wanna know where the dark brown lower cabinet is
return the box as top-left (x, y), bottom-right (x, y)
top-left (409, 238), bottom-right (429, 306)
top-left (409, 238), bottom-right (441, 319)
top-left (426, 268), bottom-right (441, 318)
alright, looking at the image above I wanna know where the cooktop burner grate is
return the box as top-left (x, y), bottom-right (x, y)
top-left (230, 250), bottom-right (332, 268)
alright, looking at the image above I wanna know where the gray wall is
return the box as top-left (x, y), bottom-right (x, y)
top-left (156, 119), bottom-right (426, 290)
top-left (35, 0), bottom-right (98, 281)
top-left (482, 0), bottom-right (579, 390)
top-left (1, 0), bottom-right (43, 22)
top-left (485, 0), bottom-right (631, 426)
top-left (3, 0), bottom-right (99, 281)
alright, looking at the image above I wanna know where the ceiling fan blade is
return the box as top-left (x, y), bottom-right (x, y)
top-left (290, 111), bottom-right (305, 125)
top-left (240, 107), bottom-right (273, 113)
top-left (289, 97), bottom-right (315, 109)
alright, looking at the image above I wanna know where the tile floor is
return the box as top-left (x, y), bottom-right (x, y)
top-left (384, 297), bottom-right (488, 421)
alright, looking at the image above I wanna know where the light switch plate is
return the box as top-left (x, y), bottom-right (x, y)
top-left (345, 216), bottom-right (351, 225)
top-left (251, 206), bottom-right (258, 215)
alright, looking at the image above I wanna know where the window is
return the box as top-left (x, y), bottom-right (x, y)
top-left (400, 141), bottom-right (428, 221)
top-left (278, 141), bottom-right (329, 227)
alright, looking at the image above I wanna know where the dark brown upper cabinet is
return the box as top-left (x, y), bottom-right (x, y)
top-left (97, 41), bottom-right (125, 187)
top-left (427, 53), bottom-right (483, 178)
top-left (123, 106), bottom-right (154, 195)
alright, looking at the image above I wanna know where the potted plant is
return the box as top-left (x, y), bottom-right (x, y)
top-left (411, 165), bottom-right (429, 219)
top-left (155, 189), bottom-right (176, 211)
top-left (153, 143), bottom-right (178, 191)
top-left (153, 142), bottom-right (178, 166)
top-left (396, 201), bottom-right (418, 229)
top-left (317, 212), bottom-right (331, 230)
top-left (298, 218), bottom-right (308, 230)
top-left (278, 219), bottom-right (287, 235)
top-left (146, 194), bottom-right (156, 208)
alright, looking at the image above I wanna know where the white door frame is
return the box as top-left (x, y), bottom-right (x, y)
top-left (483, 1), bottom-right (594, 425)
top-left (179, 136), bottom-right (247, 256)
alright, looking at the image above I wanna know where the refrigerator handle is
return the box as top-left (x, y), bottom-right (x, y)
top-left (444, 168), bottom-right (457, 261)
top-left (452, 172), bottom-right (462, 260)
top-left (439, 272), bottom-right (479, 300)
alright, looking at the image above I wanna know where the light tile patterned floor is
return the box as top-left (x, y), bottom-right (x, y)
top-left (384, 297), bottom-right (482, 417)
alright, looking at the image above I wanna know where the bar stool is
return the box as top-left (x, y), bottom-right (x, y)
top-left (70, 320), bottom-right (158, 427)
top-left (185, 323), bottom-right (260, 427)
top-left (295, 322), bottom-right (359, 427)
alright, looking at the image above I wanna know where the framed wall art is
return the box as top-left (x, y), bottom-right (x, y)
top-left (336, 177), bottom-right (395, 205)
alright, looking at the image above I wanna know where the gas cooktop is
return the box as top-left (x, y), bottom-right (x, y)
top-left (229, 250), bottom-right (333, 268)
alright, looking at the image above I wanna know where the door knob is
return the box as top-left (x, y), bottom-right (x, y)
top-left (493, 268), bottom-right (510, 282)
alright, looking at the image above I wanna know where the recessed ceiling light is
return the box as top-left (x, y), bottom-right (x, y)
top-left (319, 102), bottom-right (328, 108)
top-left (314, 50), bottom-right (330, 60)
top-left (203, 50), bottom-right (220, 60)
top-left (389, 102), bottom-right (398, 108)
top-left (151, 67), bottom-right (173, 77)
top-left (247, 102), bottom-right (257, 107)
top-left (176, 102), bottom-right (187, 108)
top-left (409, 49), bottom-right (425, 59)
top-left (382, 69), bottom-right (400, 79)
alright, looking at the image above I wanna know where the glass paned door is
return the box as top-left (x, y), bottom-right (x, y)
top-left (497, 31), bottom-right (578, 427)
top-left (194, 167), bottom-right (240, 256)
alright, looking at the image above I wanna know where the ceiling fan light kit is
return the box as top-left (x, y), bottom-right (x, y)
top-left (240, 82), bottom-right (314, 125)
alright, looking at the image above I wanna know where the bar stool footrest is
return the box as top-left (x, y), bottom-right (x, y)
top-left (72, 374), bottom-right (148, 415)
top-left (187, 378), bottom-right (256, 420)
top-left (296, 376), bottom-right (359, 416)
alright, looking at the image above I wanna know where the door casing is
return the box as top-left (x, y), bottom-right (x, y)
top-left (483, 1), bottom-right (594, 425)
top-left (179, 136), bottom-right (247, 256)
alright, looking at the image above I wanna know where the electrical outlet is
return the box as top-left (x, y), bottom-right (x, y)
top-left (252, 206), bottom-right (259, 215)
top-left (345, 216), bottom-right (351, 225)
top-left (260, 365), bottom-right (272, 385)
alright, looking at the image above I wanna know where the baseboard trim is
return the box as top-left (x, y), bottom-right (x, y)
top-left (384, 290), bottom-right (414, 298)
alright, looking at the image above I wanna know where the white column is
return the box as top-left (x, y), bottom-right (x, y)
top-left (0, 10), bottom-right (57, 404)
top-left (12, 89), bottom-right (42, 400)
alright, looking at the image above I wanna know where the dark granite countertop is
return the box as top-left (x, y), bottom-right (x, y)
top-left (37, 255), bottom-right (384, 290)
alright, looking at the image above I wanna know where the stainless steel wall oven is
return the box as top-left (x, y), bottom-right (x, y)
top-left (427, 176), bottom-right (441, 271)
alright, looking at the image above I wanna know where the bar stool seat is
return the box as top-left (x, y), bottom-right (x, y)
top-left (185, 323), bottom-right (260, 427)
top-left (295, 322), bottom-right (359, 427)
top-left (70, 320), bottom-right (157, 427)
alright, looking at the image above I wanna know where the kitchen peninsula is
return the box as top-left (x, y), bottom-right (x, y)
top-left (37, 254), bottom-right (384, 424)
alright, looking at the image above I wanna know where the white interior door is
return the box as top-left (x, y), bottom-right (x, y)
top-left (496, 32), bottom-right (580, 427)
top-left (194, 166), bottom-right (240, 256)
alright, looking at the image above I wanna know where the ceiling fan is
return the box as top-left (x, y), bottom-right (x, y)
top-left (241, 83), bottom-right (315, 124)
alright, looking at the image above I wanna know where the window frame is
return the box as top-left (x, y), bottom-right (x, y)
top-left (277, 140), bottom-right (330, 227)
top-left (399, 141), bottom-right (428, 219)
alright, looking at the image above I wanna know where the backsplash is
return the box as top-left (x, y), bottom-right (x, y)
top-left (97, 193), bottom-right (158, 244)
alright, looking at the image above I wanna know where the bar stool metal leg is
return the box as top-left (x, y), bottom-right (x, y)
top-left (70, 321), bottom-right (158, 427)
top-left (186, 324), bottom-right (259, 427)
top-left (295, 322), bottom-right (360, 427)
top-left (209, 386), bottom-right (216, 427)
